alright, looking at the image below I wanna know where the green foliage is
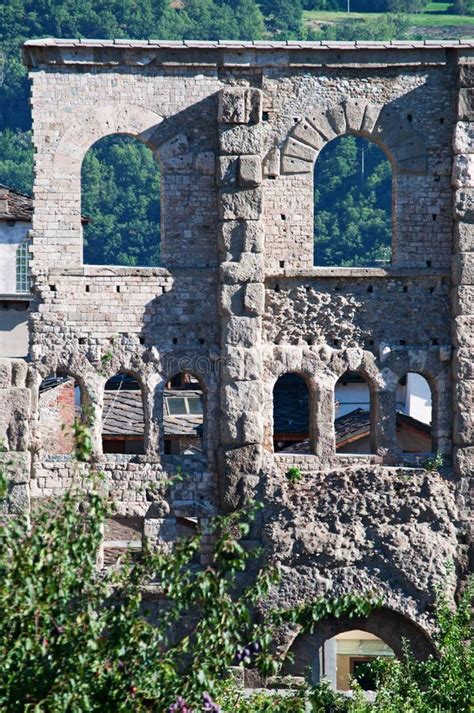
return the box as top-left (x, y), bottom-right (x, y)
top-left (82, 135), bottom-right (161, 266)
top-left (423, 450), bottom-right (443, 471)
top-left (314, 135), bottom-right (392, 267)
top-left (0, 129), bottom-right (34, 194)
top-left (452, 0), bottom-right (474, 14)
top-left (0, 474), bottom-right (280, 710)
top-left (285, 466), bottom-right (303, 484)
top-left (258, 0), bottom-right (304, 35)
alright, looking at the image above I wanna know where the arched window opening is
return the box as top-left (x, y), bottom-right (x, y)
top-left (81, 135), bottom-right (161, 267)
top-left (335, 371), bottom-right (373, 454)
top-left (273, 373), bottom-right (310, 453)
top-left (396, 373), bottom-right (433, 454)
top-left (318, 630), bottom-right (395, 693)
top-left (314, 135), bottom-right (392, 267)
top-left (102, 373), bottom-right (145, 455)
top-left (163, 373), bottom-right (204, 456)
top-left (39, 373), bottom-right (82, 455)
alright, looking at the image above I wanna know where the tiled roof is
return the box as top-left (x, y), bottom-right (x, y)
top-left (0, 184), bottom-right (33, 222)
top-left (280, 409), bottom-right (431, 454)
top-left (103, 390), bottom-right (145, 436)
top-left (102, 389), bottom-right (203, 438)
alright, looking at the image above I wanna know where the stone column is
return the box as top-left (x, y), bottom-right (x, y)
top-left (452, 56), bottom-right (474, 552)
top-left (216, 87), bottom-right (265, 511)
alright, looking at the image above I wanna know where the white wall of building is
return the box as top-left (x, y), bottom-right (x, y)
top-left (335, 373), bottom-right (432, 424)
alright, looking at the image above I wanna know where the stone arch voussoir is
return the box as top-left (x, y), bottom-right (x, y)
top-left (52, 104), bottom-right (163, 173)
top-left (280, 99), bottom-right (427, 176)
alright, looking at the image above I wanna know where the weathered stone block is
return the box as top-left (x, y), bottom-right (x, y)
top-left (218, 87), bottom-right (247, 124)
top-left (219, 124), bottom-right (265, 156)
top-left (223, 316), bottom-right (261, 348)
top-left (453, 154), bottom-right (474, 188)
top-left (453, 445), bottom-right (474, 476)
top-left (453, 380), bottom-right (474, 445)
top-left (219, 220), bottom-right (264, 259)
top-left (453, 222), bottom-right (474, 252)
top-left (244, 282), bottom-right (265, 316)
top-left (263, 148), bottom-right (280, 177)
top-left (217, 156), bottom-right (238, 187)
top-left (219, 284), bottom-right (244, 316)
top-left (453, 121), bottom-right (474, 155)
top-left (0, 451), bottom-right (30, 484)
top-left (218, 88), bottom-right (262, 125)
top-left (239, 155), bottom-right (262, 188)
top-left (242, 411), bottom-right (264, 444)
top-left (9, 483), bottom-right (30, 514)
top-left (452, 253), bottom-right (474, 286)
top-left (220, 187), bottom-right (263, 221)
top-left (236, 348), bottom-right (262, 381)
top-left (343, 99), bottom-right (366, 132)
top-left (291, 121), bottom-right (324, 150)
top-left (284, 138), bottom-right (317, 163)
top-left (453, 315), bottom-right (474, 347)
top-left (361, 103), bottom-right (382, 134)
top-left (220, 254), bottom-right (264, 285)
top-left (452, 285), bottom-right (474, 316)
top-left (453, 347), bottom-right (474, 379)
top-left (281, 155), bottom-right (312, 175)
top-left (458, 88), bottom-right (474, 121)
top-left (454, 189), bottom-right (474, 222)
top-left (459, 64), bottom-right (474, 88)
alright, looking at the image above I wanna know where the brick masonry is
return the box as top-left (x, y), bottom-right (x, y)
top-left (0, 39), bottom-right (472, 666)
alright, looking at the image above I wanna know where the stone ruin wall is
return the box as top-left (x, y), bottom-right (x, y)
top-left (0, 39), bottom-right (473, 661)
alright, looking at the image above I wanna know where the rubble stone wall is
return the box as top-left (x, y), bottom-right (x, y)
top-left (1, 40), bottom-right (471, 661)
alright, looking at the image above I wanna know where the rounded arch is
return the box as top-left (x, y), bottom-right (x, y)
top-left (396, 370), bottom-right (435, 455)
top-left (272, 371), bottom-right (315, 454)
top-left (313, 133), bottom-right (393, 268)
top-left (280, 100), bottom-right (427, 177)
top-left (282, 608), bottom-right (436, 683)
top-left (53, 104), bottom-right (163, 170)
top-left (81, 131), bottom-right (161, 267)
top-left (161, 371), bottom-right (207, 457)
top-left (102, 371), bottom-right (147, 455)
top-left (334, 369), bottom-right (376, 454)
top-left (38, 369), bottom-right (86, 456)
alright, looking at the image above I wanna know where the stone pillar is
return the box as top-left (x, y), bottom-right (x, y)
top-left (217, 86), bottom-right (265, 511)
top-left (452, 57), bottom-right (474, 551)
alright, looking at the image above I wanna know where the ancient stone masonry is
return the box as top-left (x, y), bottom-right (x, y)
top-left (1, 38), bottom-right (472, 671)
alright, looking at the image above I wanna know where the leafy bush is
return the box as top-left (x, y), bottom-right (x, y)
top-left (286, 466), bottom-right (303, 484)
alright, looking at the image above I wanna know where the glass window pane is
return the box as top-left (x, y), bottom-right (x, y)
top-left (187, 397), bottom-right (203, 415)
top-left (167, 397), bottom-right (187, 415)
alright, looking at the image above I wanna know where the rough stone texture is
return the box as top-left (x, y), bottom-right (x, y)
top-left (4, 40), bottom-right (472, 661)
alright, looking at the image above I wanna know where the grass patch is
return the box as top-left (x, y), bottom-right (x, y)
top-left (303, 9), bottom-right (474, 27)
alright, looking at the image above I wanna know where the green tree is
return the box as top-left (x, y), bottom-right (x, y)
top-left (314, 135), bottom-right (392, 267)
top-left (258, 0), bottom-right (304, 35)
top-left (452, 0), bottom-right (474, 14)
top-left (82, 135), bottom-right (161, 266)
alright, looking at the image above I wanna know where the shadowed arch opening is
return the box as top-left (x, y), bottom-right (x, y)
top-left (396, 372), bottom-right (433, 455)
top-left (335, 371), bottom-right (374, 454)
top-left (39, 372), bottom-right (84, 455)
top-left (102, 373), bottom-right (145, 455)
top-left (81, 134), bottom-right (161, 267)
top-left (273, 373), bottom-right (310, 453)
top-left (314, 135), bottom-right (392, 267)
top-left (163, 372), bottom-right (205, 456)
top-left (283, 608), bottom-right (435, 687)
